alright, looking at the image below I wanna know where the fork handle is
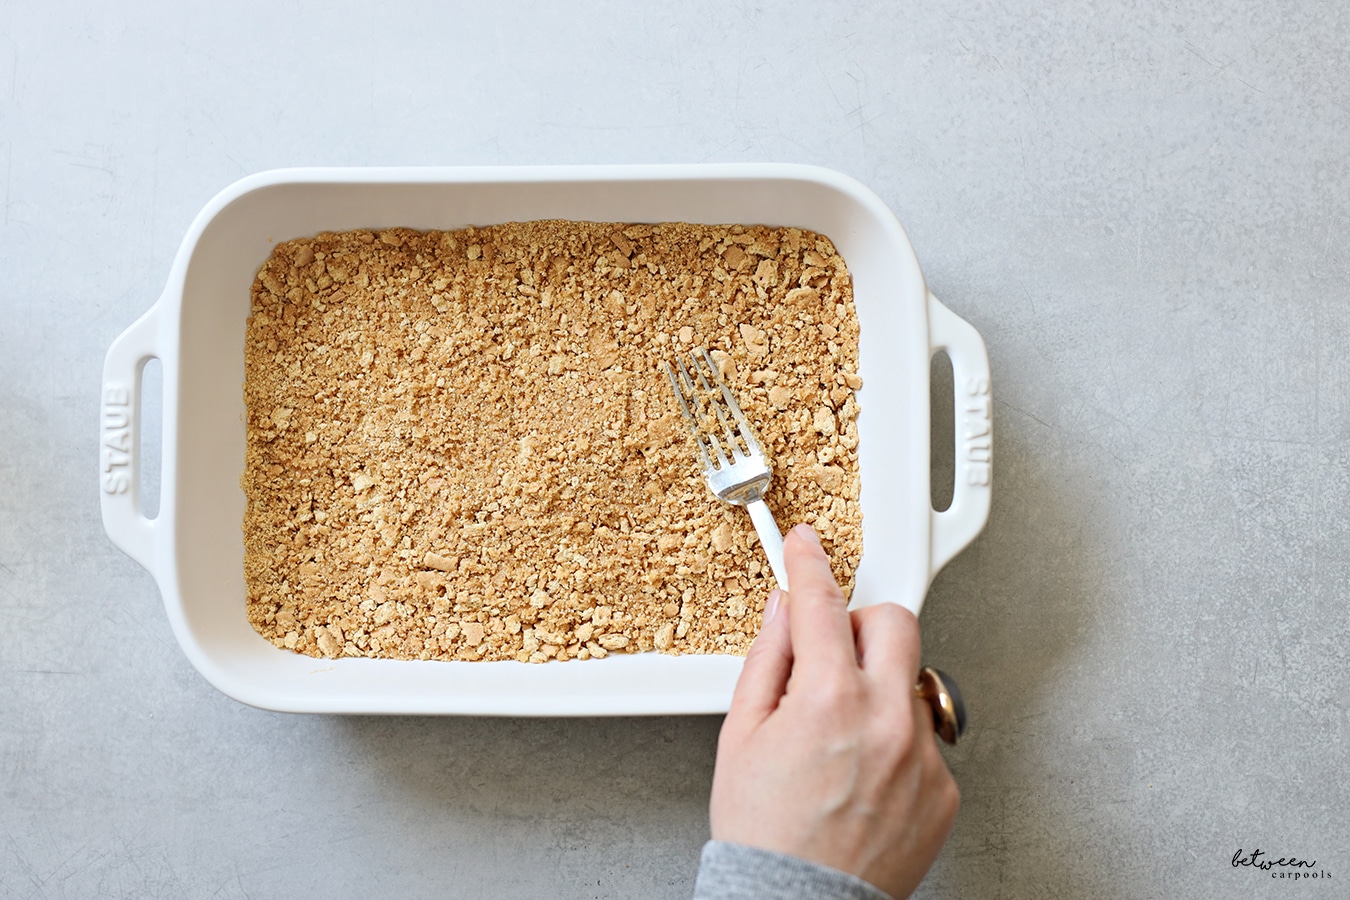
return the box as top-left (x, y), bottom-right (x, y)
top-left (746, 499), bottom-right (789, 591)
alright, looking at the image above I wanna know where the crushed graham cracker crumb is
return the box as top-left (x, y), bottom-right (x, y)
top-left (242, 221), bottom-right (862, 662)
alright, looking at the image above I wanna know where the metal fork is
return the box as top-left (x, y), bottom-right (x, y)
top-left (664, 348), bottom-right (789, 591)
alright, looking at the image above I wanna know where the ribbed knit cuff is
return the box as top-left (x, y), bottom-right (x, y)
top-left (691, 840), bottom-right (893, 900)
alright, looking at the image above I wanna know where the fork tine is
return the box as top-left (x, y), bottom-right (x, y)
top-left (663, 361), bottom-right (716, 470)
top-left (663, 360), bottom-right (696, 427)
top-left (662, 345), bottom-right (785, 589)
top-left (666, 358), bottom-right (723, 472)
top-left (689, 350), bottom-right (748, 459)
top-left (693, 348), bottom-right (764, 457)
top-left (680, 353), bottom-right (734, 469)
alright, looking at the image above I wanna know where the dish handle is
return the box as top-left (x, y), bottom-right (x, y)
top-left (99, 303), bottom-right (164, 576)
top-left (927, 292), bottom-right (992, 577)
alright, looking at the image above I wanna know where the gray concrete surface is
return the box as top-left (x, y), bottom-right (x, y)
top-left (3, 1), bottom-right (1347, 897)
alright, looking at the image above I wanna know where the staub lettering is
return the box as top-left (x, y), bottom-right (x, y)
top-left (962, 376), bottom-right (991, 486)
top-left (102, 385), bottom-right (133, 494)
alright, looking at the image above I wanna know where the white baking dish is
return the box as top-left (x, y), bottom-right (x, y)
top-left (100, 165), bottom-right (991, 715)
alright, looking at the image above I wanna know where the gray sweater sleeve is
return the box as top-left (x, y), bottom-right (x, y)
top-left (691, 840), bottom-right (894, 900)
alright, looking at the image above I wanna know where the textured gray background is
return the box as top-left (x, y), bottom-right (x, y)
top-left (2, 0), bottom-right (1347, 897)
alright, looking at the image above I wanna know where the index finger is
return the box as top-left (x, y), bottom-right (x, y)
top-left (783, 524), bottom-right (858, 673)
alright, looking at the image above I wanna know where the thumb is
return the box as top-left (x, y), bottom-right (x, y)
top-left (725, 590), bottom-right (793, 728)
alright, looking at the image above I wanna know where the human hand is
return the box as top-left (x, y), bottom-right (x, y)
top-left (708, 524), bottom-right (960, 900)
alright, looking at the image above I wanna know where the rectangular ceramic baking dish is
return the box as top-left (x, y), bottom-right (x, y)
top-left (100, 164), bottom-right (991, 715)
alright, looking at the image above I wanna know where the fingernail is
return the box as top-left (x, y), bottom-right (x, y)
top-left (791, 523), bottom-right (821, 547)
top-left (763, 589), bottom-right (784, 624)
